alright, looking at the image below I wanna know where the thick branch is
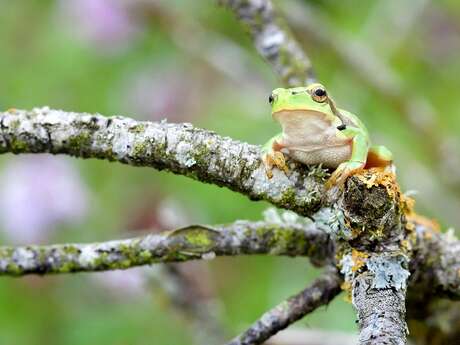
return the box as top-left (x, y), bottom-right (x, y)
top-left (0, 221), bottom-right (332, 276)
top-left (0, 108), bottom-right (325, 216)
top-left (226, 268), bottom-right (342, 345)
top-left (220, 0), bottom-right (315, 86)
top-left (335, 172), bottom-right (410, 345)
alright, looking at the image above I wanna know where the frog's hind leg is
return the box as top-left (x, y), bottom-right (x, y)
top-left (366, 145), bottom-right (393, 169)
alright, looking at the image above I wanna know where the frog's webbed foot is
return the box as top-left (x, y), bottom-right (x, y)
top-left (325, 161), bottom-right (364, 189)
top-left (262, 151), bottom-right (289, 179)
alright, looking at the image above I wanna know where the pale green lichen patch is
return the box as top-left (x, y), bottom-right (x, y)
top-left (267, 225), bottom-right (309, 255)
top-left (168, 226), bottom-right (218, 252)
top-left (128, 123), bottom-right (146, 134)
top-left (9, 137), bottom-right (29, 153)
top-left (307, 164), bottom-right (330, 182)
top-left (314, 207), bottom-right (350, 240)
top-left (132, 142), bottom-right (148, 158)
top-left (367, 255), bottom-right (410, 290)
top-left (67, 132), bottom-right (92, 154)
top-left (8, 119), bottom-right (21, 130)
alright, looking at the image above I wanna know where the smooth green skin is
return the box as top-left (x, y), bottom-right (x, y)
top-left (263, 84), bottom-right (393, 184)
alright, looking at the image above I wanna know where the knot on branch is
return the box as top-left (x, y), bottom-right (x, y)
top-left (341, 169), bottom-right (405, 250)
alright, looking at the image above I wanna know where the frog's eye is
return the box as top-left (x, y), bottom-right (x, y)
top-left (268, 94), bottom-right (274, 104)
top-left (311, 87), bottom-right (327, 103)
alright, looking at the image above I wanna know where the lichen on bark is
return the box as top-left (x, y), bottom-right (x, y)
top-left (0, 108), bottom-right (326, 217)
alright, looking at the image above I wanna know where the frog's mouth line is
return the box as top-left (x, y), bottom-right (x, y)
top-left (272, 109), bottom-right (331, 122)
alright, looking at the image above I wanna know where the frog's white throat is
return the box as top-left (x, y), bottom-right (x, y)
top-left (273, 109), bottom-right (336, 143)
top-left (273, 109), bottom-right (352, 168)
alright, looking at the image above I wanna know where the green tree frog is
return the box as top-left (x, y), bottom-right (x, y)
top-left (262, 83), bottom-right (393, 187)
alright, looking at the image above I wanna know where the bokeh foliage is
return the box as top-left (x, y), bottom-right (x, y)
top-left (0, 0), bottom-right (459, 344)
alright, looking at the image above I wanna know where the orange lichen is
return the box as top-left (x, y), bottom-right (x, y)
top-left (340, 281), bottom-right (352, 302)
top-left (351, 248), bottom-right (369, 272)
top-left (400, 239), bottom-right (412, 252)
top-left (401, 194), bottom-right (415, 215)
top-left (355, 168), bottom-right (400, 200)
top-left (407, 213), bottom-right (440, 232)
top-left (402, 193), bottom-right (440, 234)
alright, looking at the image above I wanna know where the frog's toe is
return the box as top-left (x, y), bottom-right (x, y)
top-left (273, 151), bottom-right (289, 173)
top-left (261, 151), bottom-right (288, 178)
top-left (262, 152), bottom-right (275, 179)
top-left (325, 171), bottom-right (343, 189)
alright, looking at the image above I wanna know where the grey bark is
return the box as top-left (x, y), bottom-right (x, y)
top-left (0, 221), bottom-right (332, 276)
top-left (353, 272), bottom-right (407, 345)
top-left (0, 108), bottom-right (325, 217)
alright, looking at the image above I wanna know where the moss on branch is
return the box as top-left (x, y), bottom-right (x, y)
top-left (0, 221), bottom-right (332, 276)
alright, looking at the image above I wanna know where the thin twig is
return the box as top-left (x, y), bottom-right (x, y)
top-left (226, 268), bottom-right (342, 345)
top-left (0, 221), bottom-right (332, 276)
top-left (220, 0), bottom-right (316, 86)
top-left (147, 264), bottom-right (227, 344)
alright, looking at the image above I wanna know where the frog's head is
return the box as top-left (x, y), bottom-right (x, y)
top-left (269, 83), bottom-right (335, 120)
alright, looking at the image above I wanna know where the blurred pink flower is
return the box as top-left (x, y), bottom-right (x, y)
top-left (122, 66), bottom-right (204, 122)
top-left (91, 268), bottom-right (148, 298)
top-left (56, 0), bottom-right (141, 53)
top-left (418, 7), bottom-right (460, 64)
top-left (0, 156), bottom-right (89, 244)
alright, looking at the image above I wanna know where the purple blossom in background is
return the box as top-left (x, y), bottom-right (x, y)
top-left (91, 268), bottom-right (148, 298)
top-left (0, 156), bottom-right (89, 244)
top-left (123, 66), bottom-right (204, 122)
top-left (56, 0), bottom-right (141, 53)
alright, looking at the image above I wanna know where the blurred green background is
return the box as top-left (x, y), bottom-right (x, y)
top-left (0, 0), bottom-right (459, 344)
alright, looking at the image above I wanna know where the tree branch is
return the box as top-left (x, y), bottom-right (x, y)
top-left (0, 108), bottom-right (325, 217)
top-left (410, 223), bottom-right (460, 299)
top-left (334, 172), bottom-right (411, 345)
top-left (0, 221), bottom-right (332, 276)
top-left (352, 269), bottom-right (408, 345)
top-left (220, 0), bottom-right (316, 86)
top-left (226, 268), bottom-right (342, 345)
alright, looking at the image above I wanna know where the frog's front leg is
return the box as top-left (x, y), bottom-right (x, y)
top-left (326, 131), bottom-right (368, 189)
top-left (261, 133), bottom-right (289, 179)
